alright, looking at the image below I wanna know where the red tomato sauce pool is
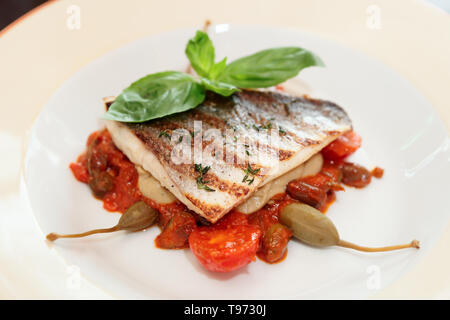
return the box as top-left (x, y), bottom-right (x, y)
top-left (69, 129), bottom-right (383, 270)
top-left (70, 130), bottom-right (141, 213)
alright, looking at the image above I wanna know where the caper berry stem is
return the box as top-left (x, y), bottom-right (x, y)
top-left (46, 201), bottom-right (158, 242)
top-left (280, 202), bottom-right (421, 253)
top-left (337, 239), bottom-right (420, 252)
top-left (47, 226), bottom-right (120, 241)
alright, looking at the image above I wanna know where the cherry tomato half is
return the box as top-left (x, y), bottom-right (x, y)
top-left (189, 224), bottom-right (262, 273)
top-left (321, 131), bottom-right (362, 161)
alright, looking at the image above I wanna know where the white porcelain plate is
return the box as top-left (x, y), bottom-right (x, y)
top-left (24, 25), bottom-right (450, 299)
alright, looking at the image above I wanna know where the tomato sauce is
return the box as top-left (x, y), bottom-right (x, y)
top-left (69, 154), bottom-right (89, 183)
top-left (142, 199), bottom-right (196, 249)
top-left (70, 130), bottom-right (198, 249)
top-left (70, 130), bottom-right (141, 213)
top-left (247, 194), bottom-right (294, 263)
top-left (155, 210), bottom-right (197, 249)
top-left (371, 167), bottom-right (384, 179)
top-left (285, 135), bottom-right (384, 213)
top-left (69, 129), bottom-right (383, 270)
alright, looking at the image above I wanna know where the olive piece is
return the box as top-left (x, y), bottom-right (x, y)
top-left (155, 211), bottom-right (197, 249)
top-left (88, 171), bottom-right (115, 197)
top-left (340, 162), bottom-right (371, 188)
top-left (86, 135), bottom-right (115, 197)
top-left (280, 202), bottom-right (420, 252)
top-left (260, 223), bottom-right (292, 263)
top-left (46, 201), bottom-right (158, 241)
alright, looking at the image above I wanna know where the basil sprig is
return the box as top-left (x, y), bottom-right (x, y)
top-left (217, 47), bottom-right (324, 88)
top-left (104, 71), bottom-right (205, 123)
top-left (185, 31), bottom-right (227, 80)
top-left (105, 30), bottom-right (324, 123)
top-left (185, 31), bottom-right (239, 96)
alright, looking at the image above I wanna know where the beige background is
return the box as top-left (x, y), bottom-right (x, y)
top-left (0, 0), bottom-right (449, 298)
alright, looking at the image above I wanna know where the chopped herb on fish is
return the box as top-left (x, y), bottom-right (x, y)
top-left (195, 163), bottom-right (211, 175)
top-left (158, 130), bottom-right (171, 139)
top-left (196, 176), bottom-right (215, 192)
top-left (195, 163), bottom-right (215, 192)
top-left (242, 163), bottom-right (260, 185)
top-left (105, 89), bottom-right (352, 223)
top-left (253, 123), bottom-right (272, 131)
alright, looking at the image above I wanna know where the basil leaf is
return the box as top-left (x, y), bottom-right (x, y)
top-left (201, 78), bottom-right (239, 97)
top-left (208, 57), bottom-right (227, 80)
top-left (217, 47), bottom-right (324, 88)
top-left (185, 31), bottom-right (215, 78)
top-left (104, 71), bottom-right (205, 123)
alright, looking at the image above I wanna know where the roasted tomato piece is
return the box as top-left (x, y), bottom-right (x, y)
top-left (152, 201), bottom-right (189, 229)
top-left (214, 211), bottom-right (249, 229)
top-left (286, 174), bottom-right (330, 209)
top-left (340, 162), bottom-right (372, 188)
top-left (321, 131), bottom-right (362, 161)
top-left (258, 223), bottom-right (292, 263)
top-left (155, 211), bottom-right (197, 249)
top-left (321, 163), bottom-right (342, 184)
top-left (189, 225), bottom-right (262, 272)
top-left (321, 163), bottom-right (345, 191)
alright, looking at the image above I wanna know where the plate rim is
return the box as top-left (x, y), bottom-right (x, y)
top-left (2, 0), bottom-right (450, 299)
top-left (23, 23), bottom-right (450, 299)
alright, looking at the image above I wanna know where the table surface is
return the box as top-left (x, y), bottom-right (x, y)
top-left (0, 0), bottom-right (449, 299)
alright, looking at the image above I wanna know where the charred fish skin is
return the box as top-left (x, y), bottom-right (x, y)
top-left (105, 90), bottom-right (352, 223)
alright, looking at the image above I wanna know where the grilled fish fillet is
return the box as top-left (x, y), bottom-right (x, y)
top-left (105, 90), bottom-right (352, 222)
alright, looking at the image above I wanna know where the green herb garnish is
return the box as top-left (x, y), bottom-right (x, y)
top-left (195, 163), bottom-right (210, 175)
top-left (196, 176), bottom-right (215, 192)
top-left (252, 123), bottom-right (273, 131)
top-left (217, 47), bottom-right (324, 88)
top-left (158, 130), bottom-right (171, 139)
top-left (194, 163), bottom-right (215, 192)
top-left (242, 163), bottom-right (260, 185)
top-left (105, 30), bottom-right (324, 123)
top-left (185, 31), bottom-right (227, 80)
